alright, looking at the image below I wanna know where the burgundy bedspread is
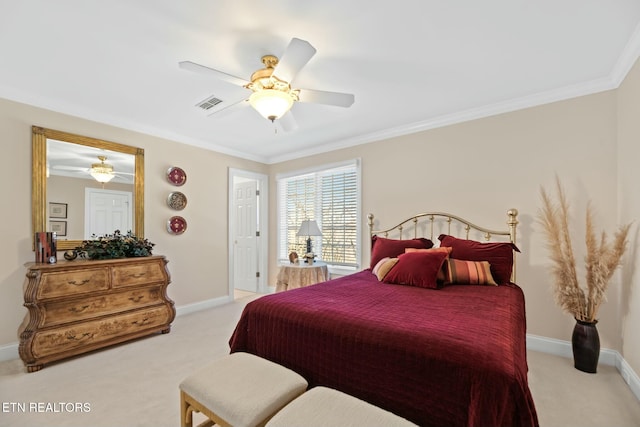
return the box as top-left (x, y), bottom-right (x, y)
top-left (229, 270), bottom-right (538, 427)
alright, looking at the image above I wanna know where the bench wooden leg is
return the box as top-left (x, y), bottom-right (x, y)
top-left (181, 390), bottom-right (231, 427)
top-left (180, 390), bottom-right (192, 427)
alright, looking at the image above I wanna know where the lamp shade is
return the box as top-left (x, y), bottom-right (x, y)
top-left (249, 89), bottom-right (294, 121)
top-left (90, 156), bottom-right (115, 183)
top-left (90, 169), bottom-right (115, 183)
top-left (297, 220), bottom-right (322, 237)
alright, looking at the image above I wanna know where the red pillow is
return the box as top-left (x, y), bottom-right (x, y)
top-left (405, 247), bottom-right (452, 283)
top-left (370, 236), bottom-right (434, 269)
top-left (383, 251), bottom-right (449, 289)
top-left (438, 234), bottom-right (519, 285)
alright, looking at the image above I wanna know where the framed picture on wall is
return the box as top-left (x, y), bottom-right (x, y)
top-left (50, 221), bottom-right (67, 236)
top-left (49, 202), bottom-right (68, 219)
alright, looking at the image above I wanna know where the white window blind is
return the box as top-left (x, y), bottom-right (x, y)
top-left (277, 160), bottom-right (360, 268)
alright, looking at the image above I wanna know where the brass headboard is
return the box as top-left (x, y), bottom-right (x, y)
top-left (367, 209), bottom-right (519, 280)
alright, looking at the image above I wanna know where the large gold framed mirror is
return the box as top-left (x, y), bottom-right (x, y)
top-left (32, 126), bottom-right (144, 251)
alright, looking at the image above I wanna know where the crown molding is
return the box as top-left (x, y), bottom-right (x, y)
top-left (268, 26), bottom-right (640, 164)
top-left (266, 75), bottom-right (617, 164)
top-left (611, 21), bottom-right (640, 87)
top-left (0, 88), bottom-right (268, 163)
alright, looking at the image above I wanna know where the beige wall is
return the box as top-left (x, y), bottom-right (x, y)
top-left (0, 98), bottom-right (267, 346)
top-left (269, 90), bottom-right (622, 351)
top-left (618, 58), bottom-right (640, 375)
top-left (1, 60), bottom-right (638, 374)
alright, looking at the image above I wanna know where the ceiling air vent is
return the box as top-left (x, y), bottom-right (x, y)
top-left (196, 95), bottom-right (223, 111)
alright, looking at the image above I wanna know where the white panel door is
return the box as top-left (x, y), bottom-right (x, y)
top-left (85, 188), bottom-right (132, 238)
top-left (234, 180), bottom-right (258, 292)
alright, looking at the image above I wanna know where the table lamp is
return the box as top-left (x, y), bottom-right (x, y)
top-left (297, 220), bottom-right (322, 263)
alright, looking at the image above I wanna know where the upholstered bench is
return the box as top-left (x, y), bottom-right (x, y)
top-left (179, 352), bottom-right (308, 427)
top-left (266, 386), bottom-right (418, 427)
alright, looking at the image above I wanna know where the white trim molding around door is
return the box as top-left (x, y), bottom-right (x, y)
top-left (228, 168), bottom-right (269, 296)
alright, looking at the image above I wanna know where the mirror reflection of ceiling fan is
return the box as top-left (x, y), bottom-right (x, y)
top-left (52, 156), bottom-right (133, 184)
top-left (179, 37), bottom-right (355, 131)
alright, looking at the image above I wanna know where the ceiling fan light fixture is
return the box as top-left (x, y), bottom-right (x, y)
top-left (249, 89), bottom-right (295, 122)
top-left (90, 156), bottom-right (115, 183)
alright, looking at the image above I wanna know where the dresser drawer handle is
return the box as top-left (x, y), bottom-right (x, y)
top-left (69, 305), bottom-right (90, 313)
top-left (132, 317), bottom-right (150, 326)
top-left (128, 295), bottom-right (144, 303)
top-left (68, 279), bottom-right (90, 286)
top-left (66, 332), bottom-right (93, 341)
top-left (129, 273), bottom-right (146, 279)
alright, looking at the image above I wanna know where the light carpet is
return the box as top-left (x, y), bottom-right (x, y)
top-left (1, 294), bottom-right (639, 427)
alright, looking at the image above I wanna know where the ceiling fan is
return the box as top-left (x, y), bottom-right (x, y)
top-left (52, 156), bottom-right (133, 184)
top-left (179, 38), bottom-right (355, 130)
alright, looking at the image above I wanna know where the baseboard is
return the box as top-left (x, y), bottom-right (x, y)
top-left (526, 333), bottom-right (640, 401)
top-left (0, 295), bottom-right (234, 363)
top-left (174, 295), bottom-right (233, 317)
top-left (619, 356), bottom-right (640, 402)
top-left (0, 342), bottom-right (18, 363)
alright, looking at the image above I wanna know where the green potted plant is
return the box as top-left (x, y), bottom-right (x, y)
top-left (75, 230), bottom-right (155, 260)
top-left (538, 177), bottom-right (631, 373)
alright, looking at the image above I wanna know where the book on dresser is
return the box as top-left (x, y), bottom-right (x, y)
top-left (18, 255), bottom-right (175, 372)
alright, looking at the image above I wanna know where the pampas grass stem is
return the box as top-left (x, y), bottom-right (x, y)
top-left (538, 177), bottom-right (630, 322)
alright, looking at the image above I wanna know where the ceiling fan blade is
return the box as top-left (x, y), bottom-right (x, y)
top-left (273, 38), bottom-right (317, 83)
top-left (52, 165), bottom-right (87, 171)
top-left (298, 89), bottom-right (355, 108)
top-left (279, 111), bottom-right (299, 132)
top-left (179, 61), bottom-right (250, 87)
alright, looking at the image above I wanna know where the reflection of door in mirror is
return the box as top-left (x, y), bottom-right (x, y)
top-left (85, 188), bottom-right (133, 238)
top-left (47, 139), bottom-right (135, 240)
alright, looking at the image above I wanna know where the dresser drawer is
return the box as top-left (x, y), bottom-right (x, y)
top-left (112, 262), bottom-right (166, 288)
top-left (41, 286), bottom-right (164, 327)
top-left (31, 305), bottom-right (172, 358)
top-left (37, 268), bottom-right (109, 299)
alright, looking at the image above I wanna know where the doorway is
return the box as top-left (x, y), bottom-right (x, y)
top-left (228, 169), bottom-right (268, 298)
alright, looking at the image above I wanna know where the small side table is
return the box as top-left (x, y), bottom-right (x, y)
top-left (276, 261), bottom-right (329, 292)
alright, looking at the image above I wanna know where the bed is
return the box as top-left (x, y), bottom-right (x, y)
top-left (229, 210), bottom-right (538, 427)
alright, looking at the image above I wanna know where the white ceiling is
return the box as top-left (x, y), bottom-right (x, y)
top-left (47, 139), bottom-right (135, 185)
top-left (1, 1), bottom-right (640, 164)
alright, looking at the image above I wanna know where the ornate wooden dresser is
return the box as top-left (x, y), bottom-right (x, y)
top-left (18, 255), bottom-right (175, 372)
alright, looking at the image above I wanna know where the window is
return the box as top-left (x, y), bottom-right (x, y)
top-left (277, 159), bottom-right (360, 268)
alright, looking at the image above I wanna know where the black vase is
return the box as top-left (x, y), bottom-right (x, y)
top-left (571, 319), bottom-right (600, 373)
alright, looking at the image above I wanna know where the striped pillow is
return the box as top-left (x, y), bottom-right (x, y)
top-left (372, 257), bottom-right (399, 281)
top-left (444, 259), bottom-right (497, 286)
